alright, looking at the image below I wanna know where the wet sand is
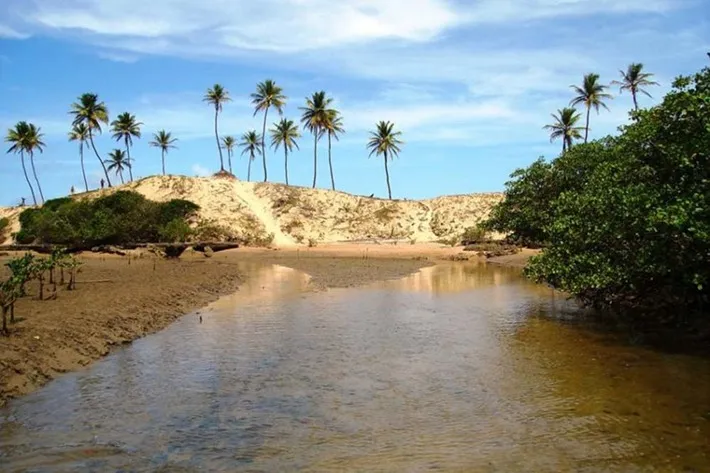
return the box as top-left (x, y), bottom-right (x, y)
top-left (0, 250), bottom-right (432, 406)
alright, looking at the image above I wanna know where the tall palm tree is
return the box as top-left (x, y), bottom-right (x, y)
top-left (239, 131), bottom-right (262, 182)
top-left (543, 107), bottom-right (585, 153)
top-left (203, 84), bottom-right (231, 172)
top-left (251, 80), bottom-right (286, 182)
top-left (70, 93), bottom-right (111, 186)
top-left (5, 121), bottom-right (39, 205)
top-left (270, 118), bottom-right (300, 186)
top-left (323, 109), bottom-right (344, 191)
top-left (105, 149), bottom-right (130, 184)
top-left (149, 130), bottom-right (178, 176)
top-left (366, 121), bottom-right (403, 200)
top-left (221, 135), bottom-right (236, 174)
top-left (68, 123), bottom-right (90, 192)
top-left (611, 63), bottom-right (659, 111)
top-left (570, 73), bottom-right (613, 143)
top-left (110, 112), bottom-right (142, 182)
top-left (23, 123), bottom-right (45, 203)
top-left (300, 91), bottom-right (334, 188)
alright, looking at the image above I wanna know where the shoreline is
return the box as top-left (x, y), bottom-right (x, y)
top-left (0, 249), bottom-right (435, 407)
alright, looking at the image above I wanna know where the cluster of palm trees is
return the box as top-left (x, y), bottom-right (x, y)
top-left (5, 81), bottom-right (404, 204)
top-left (544, 63), bottom-right (659, 152)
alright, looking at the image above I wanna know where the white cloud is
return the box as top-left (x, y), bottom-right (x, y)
top-left (97, 51), bottom-right (139, 63)
top-left (191, 164), bottom-right (210, 177)
top-left (0, 24), bottom-right (30, 39)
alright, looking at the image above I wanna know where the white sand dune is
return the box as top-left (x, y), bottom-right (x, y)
top-left (0, 175), bottom-right (503, 246)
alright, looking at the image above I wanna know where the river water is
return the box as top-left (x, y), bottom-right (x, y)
top-left (1, 263), bottom-right (709, 472)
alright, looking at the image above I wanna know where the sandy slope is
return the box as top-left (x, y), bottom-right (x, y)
top-left (0, 175), bottom-right (503, 246)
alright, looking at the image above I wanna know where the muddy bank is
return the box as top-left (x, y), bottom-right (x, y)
top-left (486, 248), bottom-right (540, 268)
top-left (225, 250), bottom-right (433, 289)
top-left (0, 251), bottom-right (430, 407)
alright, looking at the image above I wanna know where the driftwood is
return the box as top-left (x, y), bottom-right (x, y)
top-left (0, 242), bottom-right (240, 258)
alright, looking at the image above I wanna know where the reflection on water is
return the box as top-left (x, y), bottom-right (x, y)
top-left (1, 263), bottom-right (708, 472)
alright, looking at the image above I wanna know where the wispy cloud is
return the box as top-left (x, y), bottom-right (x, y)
top-left (0, 23), bottom-right (30, 39)
top-left (191, 164), bottom-right (210, 177)
top-left (97, 51), bottom-right (140, 63)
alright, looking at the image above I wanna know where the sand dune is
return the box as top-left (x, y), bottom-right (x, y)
top-left (0, 175), bottom-right (503, 246)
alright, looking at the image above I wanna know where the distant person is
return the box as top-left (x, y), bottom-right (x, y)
top-left (20, 197), bottom-right (26, 207)
top-left (70, 185), bottom-right (75, 194)
top-left (100, 178), bottom-right (105, 189)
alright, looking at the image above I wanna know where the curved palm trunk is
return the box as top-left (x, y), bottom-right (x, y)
top-left (584, 106), bottom-right (591, 143)
top-left (284, 147), bottom-right (289, 186)
top-left (228, 149), bottom-right (233, 174)
top-left (384, 150), bottom-right (392, 200)
top-left (247, 152), bottom-right (253, 182)
top-left (214, 107), bottom-right (224, 171)
top-left (162, 149), bottom-right (166, 176)
top-left (632, 90), bottom-right (639, 111)
top-left (89, 130), bottom-right (112, 186)
top-left (80, 143), bottom-right (89, 192)
top-left (29, 151), bottom-right (44, 204)
top-left (328, 133), bottom-right (335, 191)
top-left (20, 150), bottom-right (38, 205)
top-left (312, 132), bottom-right (318, 189)
top-left (119, 170), bottom-right (125, 184)
top-left (124, 137), bottom-right (134, 182)
top-left (261, 107), bottom-right (269, 182)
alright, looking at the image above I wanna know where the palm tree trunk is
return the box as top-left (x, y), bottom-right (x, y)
top-left (328, 133), bottom-right (335, 191)
top-left (584, 106), bottom-right (591, 143)
top-left (284, 147), bottom-right (289, 186)
top-left (89, 130), bottom-right (112, 186)
top-left (215, 108), bottom-right (224, 171)
top-left (312, 132), bottom-right (318, 189)
top-left (29, 151), bottom-right (44, 204)
top-left (20, 150), bottom-right (38, 205)
top-left (119, 170), bottom-right (124, 184)
top-left (384, 150), bottom-right (392, 200)
top-left (162, 149), bottom-right (166, 176)
top-left (248, 152), bottom-right (253, 182)
top-left (125, 137), bottom-right (134, 182)
top-left (80, 143), bottom-right (89, 192)
top-left (261, 107), bottom-right (269, 182)
top-left (632, 91), bottom-right (639, 111)
top-left (228, 150), bottom-right (233, 174)
top-left (562, 140), bottom-right (566, 153)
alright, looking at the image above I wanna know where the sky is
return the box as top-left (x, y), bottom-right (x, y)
top-left (0, 0), bottom-right (708, 205)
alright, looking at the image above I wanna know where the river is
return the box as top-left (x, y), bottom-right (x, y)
top-left (1, 263), bottom-right (708, 472)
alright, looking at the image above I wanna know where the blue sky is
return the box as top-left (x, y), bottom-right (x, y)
top-left (0, 0), bottom-right (708, 205)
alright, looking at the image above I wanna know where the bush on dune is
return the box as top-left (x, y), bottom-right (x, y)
top-left (15, 191), bottom-right (200, 247)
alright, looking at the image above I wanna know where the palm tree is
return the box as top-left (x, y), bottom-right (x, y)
top-left (300, 91), bottom-right (334, 188)
top-left (239, 131), bottom-right (262, 182)
top-left (323, 109), bottom-right (344, 191)
top-left (110, 112), bottom-right (142, 182)
top-left (570, 73), bottom-right (613, 143)
top-left (221, 135), bottom-right (236, 174)
top-left (70, 93), bottom-right (112, 186)
top-left (203, 84), bottom-right (231, 172)
top-left (543, 107), bottom-right (585, 153)
top-left (270, 118), bottom-right (300, 186)
top-left (149, 130), bottom-right (178, 176)
top-left (5, 121), bottom-right (39, 205)
top-left (366, 121), bottom-right (403, 200)
top-left (611, 63), bottom-right (659, 111)
top-left (105, 149), bottom-right (130, 184)
top-left (68, 124), bottom-right (90, 192)
top-left (251, 80), bottom-right (286, 182)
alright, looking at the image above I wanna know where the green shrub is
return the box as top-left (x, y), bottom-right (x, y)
top-left (0, 217), bottom-right (9, 240)
top-left (16, 191), bottom-right (200, 247)
top-left (496, 66), bottom-right (710, 317)
top-left (461, 225), bottom-right (488, 245)
top-left (159, 219), bottom-right (193, 242)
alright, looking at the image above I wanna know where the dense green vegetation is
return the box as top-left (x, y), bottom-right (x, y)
top-left (14, 191), bottom-right (199, 247)
top-left (485, 66), bottom-right (710, 316)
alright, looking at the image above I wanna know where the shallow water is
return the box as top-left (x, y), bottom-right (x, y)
top-left (1, 263), bottom-right (709, 472)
